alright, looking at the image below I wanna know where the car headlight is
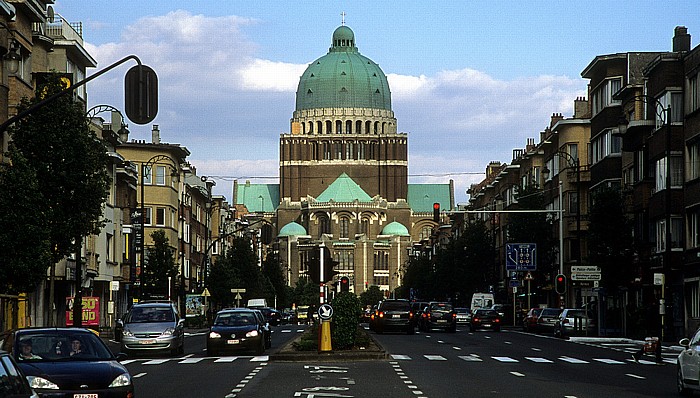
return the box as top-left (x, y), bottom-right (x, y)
top-left (209, 331), bottom-right (221, 339)
top-left (161, 327), bottom-right (175, 337)
top-left (109, 373), bottom-right (132, 388)
top-left (245, 330), bottom-right (259, 338)
top-left (27, 376), bottom-right (59, 390)
top-left (122, 328), bottom-right (134, 337)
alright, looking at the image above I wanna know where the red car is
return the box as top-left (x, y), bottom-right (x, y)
top-left (522, 308), bottom-right (543, 332)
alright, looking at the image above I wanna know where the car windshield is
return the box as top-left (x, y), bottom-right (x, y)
top-left (541, 309), bottom-right (560, 316)
top-left (476, 310), bottom-right (498, 316)
top-left (382, 301), bottom-right (410, 311)
top-left (455, 308), bottom-right (469, 314)
top-left (430, 303), bottom-right (453, 311)
top-left (127, 307), bottom-right (174, 323)
top-left (16, 332), bottom-right (113, 361)
top-left (215, 313), bottom-right (256, 326)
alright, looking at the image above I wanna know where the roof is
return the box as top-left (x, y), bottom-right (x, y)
top-left (236, 183), bottom-right (280, 212)
top-left (295, 25), bottom-right (391, 111)
top-left (316, 173), bottom-right (373, 202)
top-left (278, 221), bottom-right (307, 237)
top-left (407, 184), bottom-right (452, 212)
top-left (381, 221), bottom-right (409, 236)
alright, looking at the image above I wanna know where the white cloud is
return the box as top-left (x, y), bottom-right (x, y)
top-left (239, 59), bottom-right (308, 92)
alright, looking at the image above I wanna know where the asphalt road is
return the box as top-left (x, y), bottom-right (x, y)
top-left (104, 323), bottom-right (682, 398)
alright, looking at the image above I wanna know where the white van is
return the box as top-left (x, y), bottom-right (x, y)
top-left (470, 293), bottom-right (494, 311)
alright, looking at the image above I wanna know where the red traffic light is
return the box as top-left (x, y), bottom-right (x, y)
top-left (433, 202), bottom-right (440, 223)
top-left (340, 276), bottom-right (350, 292)
top-left (433, 202), bottom-right (440, 210)
top-left (555, 274), bottom-right (566, 294)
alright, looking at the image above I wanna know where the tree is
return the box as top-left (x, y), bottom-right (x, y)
top-left (142, 230), bottom-right (178, 298)
top-left (261, 250), bottom-right (289, 308)
top-left (208, 249), bottom-right (242, 310)
top-left (359, 285), bottom-right (385, 308)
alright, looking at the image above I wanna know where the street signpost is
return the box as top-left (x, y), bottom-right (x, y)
top-left (571, 266), bottom-right (601, 281)
top-left (230, 288), bottom-right (245, 308)
top-left (505, 243), bottom-right (537, 271)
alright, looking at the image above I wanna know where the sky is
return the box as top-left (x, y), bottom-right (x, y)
top-left (52, 1), bottom-right (699, 205)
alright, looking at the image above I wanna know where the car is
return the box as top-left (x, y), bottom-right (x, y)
top-left (0, 350), bottom-right (38, 398)
top-left (119, 301), bottom-right (185, 356)
top-left (678, 327), bottom-right (700, 395)
top-left (250, 309), bottom-right (273, 349)
top-left (418, 302), bottom-right (457, 333)
top-left (257, 307), bottom-right (282, 326)
top-left (207, 308), bottom-right (269, 356)
top-left (535, 308), bottom-right (562, 333)
top-left (296, 305), bottom-right (310, 324)
top-left (0, 327), bottom-right (133, 398)
top-left (372, 299), bottom-right (415, 334)
top-left (455, 307), bottom-right (471, 324)
top-left (410, 301), bottom-right (430, 316)
top-left (469, 308), bottom-right (501, 332)
top-left (522, 307), bottom-right (544, 332)
top-left (491, 303), bottom-right (514, 325)
top-left (553, 309), bottom-right (596, 338)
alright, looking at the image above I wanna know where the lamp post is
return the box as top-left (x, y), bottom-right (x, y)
top-left (139, 154), bottom-right (179, 301)
top-left (617, 94), bottom-right (671, 343)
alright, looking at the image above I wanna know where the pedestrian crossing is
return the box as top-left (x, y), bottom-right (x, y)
top-left (121, 355), bottom-right (269, 365)
top-left (390, 353), bottom-right (677, 365)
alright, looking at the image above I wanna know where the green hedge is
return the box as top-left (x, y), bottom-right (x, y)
top-left (330, 292), bottom-right (362, 349)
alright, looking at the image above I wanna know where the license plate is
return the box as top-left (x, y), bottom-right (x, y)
top-left (227, 339), bottom-right (240, 345)
top-left (139, 339), bottom-right (156, 345)
top-left (483, 323), bottom-right (492, 327)
top-left (437, 320), bottom-right (447, 323)
top-left (392, 314), bottom-right (401, 319)
top-left (74, 394), bottom-right (98, 398)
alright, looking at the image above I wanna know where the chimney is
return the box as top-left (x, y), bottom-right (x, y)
top-left (550, 113), bottom-right (564, 128)
top-left (673, 26), bottom-right (691, 52)
top-left (573, 96), bottom-right (590, 119)
top-left (151, 124), bottom-right (160, 144)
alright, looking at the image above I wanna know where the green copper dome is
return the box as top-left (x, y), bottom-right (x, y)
top-left (295, 26), bottom-right (392, 111)
top-left (381, 221), bottom-right (409, 236)
top-left (278, 221), bottom-right (307, 237)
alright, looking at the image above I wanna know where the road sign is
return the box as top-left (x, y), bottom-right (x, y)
top-left (524, 272), bottom-right (534, 281)
top-left (509, 280), bottom-right (521, 288)
top-left (230, 288), bottom-right (246, 293)
top-left (201, 288), bottom-right (211, 297)
top-left (505, 243), bottom-right (537, 271)
top-left (571, 272), bottom-right (601, 281)
top-left (571, 266), bottom-right (601, 273)
top-left (318, 303), bottom-right (333, 320)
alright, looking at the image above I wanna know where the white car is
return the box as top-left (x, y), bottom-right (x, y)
top-left (677, 327), bottom-right (700, 395)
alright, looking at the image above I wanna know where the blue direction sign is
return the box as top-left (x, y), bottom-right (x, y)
top-left (506, 243), bottom-right (537, 271)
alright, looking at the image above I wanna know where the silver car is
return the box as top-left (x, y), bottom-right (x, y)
top-left (119, 302), bottom-right (185, 356)
top-left (678, 327), bottom-right (700, 395)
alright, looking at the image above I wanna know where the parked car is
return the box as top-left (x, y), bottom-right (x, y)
top-left (119, 301), bottom-right (185, 356)
top-left (522, 307), bottom-right (544, 332)
top-left (678, 327), bottom-right (700, 395)
top-left (207, 308), bottom-right (269, 356)
top-left (0, 350), bottom-right (38, 398)
top-left (418, 302), bottom-right (457, 333)
top-left (0, 327), bottom-right (133, 397)
top-left (373, 299), bottom-right (415, 334)
top-left (535, 308), bottom-right (562, 333)
top-left (469, 308), bottom-right (502, 332)
top-left (553, 309), bottom-right (596, 338)
top-left (455, 307), bottom-right (471, 324)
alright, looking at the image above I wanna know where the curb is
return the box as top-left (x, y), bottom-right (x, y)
top-left (269, 327), bottom-right (388, 362)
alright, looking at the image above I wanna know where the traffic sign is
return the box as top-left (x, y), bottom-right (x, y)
top-left (318, 303), bottom-right (333, 320)
top-left (524, 272), bottom-right (534, 281)
top-left (509, 280), bottom-right (521, 288)
top-left (571, 266), bottom-right (601, 273)
top-left (230, 288), bottom-right (246, 293)
top-left (571, 272), bottom-right (601, 281)
top-left (506, 243), bottom-right (537, 271)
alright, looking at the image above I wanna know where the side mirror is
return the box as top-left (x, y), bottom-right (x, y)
top-left (679, 338), bottom-right (690, 348)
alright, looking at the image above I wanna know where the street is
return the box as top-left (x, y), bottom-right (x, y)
top-left (105, 323), bottom-right (681, 398)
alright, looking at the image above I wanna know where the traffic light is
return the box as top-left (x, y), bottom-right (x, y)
top-left (555, 274), bottom-right (567, 294)
top-left (340, 276), bottom-right (350, 292)
top-left (322, 247), bottom-right (338, 282)
top-left (307, 251), bottom-right (321, 284)
top-left (433, 202), bottom-right (440, 223)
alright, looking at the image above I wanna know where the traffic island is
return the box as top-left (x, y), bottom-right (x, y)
top-left (270, 325), bottom-right (387, 362)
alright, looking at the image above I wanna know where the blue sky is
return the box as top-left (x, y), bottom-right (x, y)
top-left (53, 1), bottom-right (699, 204)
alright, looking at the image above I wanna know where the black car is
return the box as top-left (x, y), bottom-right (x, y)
top-left (418, 302), bottom-right (457, 333)
top-left (207, 308), bottom-right (269, 356)
top-left (0, 327), bottom-right (133, 398)
top-left (0, 350), bottom-right (38, 398)
top-left (373, 299), bottom-right (415, 334)
top-left (536, 308), bottom-right (562, 333)
top-left (469, 308), bottom-right (502, 332)
top-left (257, 307), bottom-right (282, 326)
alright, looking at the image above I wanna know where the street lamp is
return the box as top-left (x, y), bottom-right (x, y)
top-left (139, 154), bottom-right (179, 301)
top-left (617, 94), bottom-right (671, 343)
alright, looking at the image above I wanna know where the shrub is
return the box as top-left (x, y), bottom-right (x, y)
top-left (330, 292), bottom-right (362, 349)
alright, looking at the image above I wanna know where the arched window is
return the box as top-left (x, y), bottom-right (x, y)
top-left (334, 141), bottom-right (343, 159)
top-left (356, 120), bottom-right (362, 134)
top-left (346, 120), bottom-right (353, 134)
top-left (339, 216), bottom-right (350, 238)
top-left (358, 142), bottom-right (366, 160)
top-left (323, 141), bottom-right (331, 160)
top-left (374, 121), bottom-right (379, 134)
top-left (420, 226), bottom-right (432, 241)
top-left (308, 121), bottom-right (313, 134)
top-left (317, 121), bottom-right (322, 134)
top-left (312, 142), bottom-right (319, 161)
top-left (336, 120), bottom-right (342, 134)
top-left (326, 120), bottom-right (332, 134)
top-left (346, 141), bottom-right (354, 160)
top-left (365, 121), bottom-right (371, 135)
top-left (361, 217), bottom-right (370, 236)
top-left (318, 215), bottom-right (330, 237)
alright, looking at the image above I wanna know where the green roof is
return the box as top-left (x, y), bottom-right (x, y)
top-left (407, 184), bottom-right (452, 212)
top-left (236, 183), bottom-right (279, 212)
top-left (278, 221), bottom-right (307, 237)
top-left (316, 173), bottom-right (373, 202)
top-left (381, 221), bottom-right (409, 236)
top-left (295, 25), bottom-right (391, 111)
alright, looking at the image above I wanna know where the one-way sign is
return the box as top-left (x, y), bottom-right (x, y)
top-left (318, 303), bottom-right (333, 320)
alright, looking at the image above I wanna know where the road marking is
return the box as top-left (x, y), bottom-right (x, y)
top-left (625, 373), bottom-right (646, 379)
top-left (121, 359), bottom-right (138, 365)
top-left (424, 355), bottom-right (447, 361)
top-left (143, 359), bottom-right (170, 365)
top-left (492, 356), bottom-right (518, 362)
top-left (179, 358), bottom-right (204, 364)
top-left (531, 347), bottom-right (542, 351)
top-left (214, 356), bottom-right (238, 362)
top-left (452, 346), bottom-right (462, 350)
top-left (505, 341), bottom-right (512, 345)
top-left (391, 354), bottom-right (412, 360)
top-left (459, 355), bottom-right (483, 362)
top-left (251, 356), bottom-right (269, 361)
top-left (510, 371), bottom-right (525, 377)
top-left (525, 357), bottom-right (553, 363)
top-left (593, 358), bottom-right (625, 364)
top-left (281, 330), bottom-right (292, 333)
top-left (559, 356), bottom-right (588, 364)
top-left (437, 340), bottom-right (445, 344)
top-left (132, 372), bottom-right (146, 378)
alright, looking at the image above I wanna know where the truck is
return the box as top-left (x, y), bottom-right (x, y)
top-left (470, 293), bottom-right (494, 311)
top-left (247, 298), bottom-right (267, 308)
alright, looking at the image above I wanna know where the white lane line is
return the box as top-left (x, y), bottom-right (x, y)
top-left (625, 373), bottom-right (646, 379)
top-left (143, 359), bottom-right (170, 365)
top-left (531, 347), bottom-right (542, 351)
top-left (391, 354), bottom-right (412, 360)
top-left (214, 357), bottom-right (238, 363)
top-left (179, 358), bottom-right (203, 364)
top-left (525, 357), bottom-right (553, 363)
top-left (452, 346), bottom-right (462, 350)
top-left (250, 356), bottom-right (269, 362)
top-left (559, 356), bottom-right (588, 364)
top-left (459, 355), bottom-right (483, 362)
top-left (492, 356), bottom-right (518, 362)
top-left (121, 359), bottom-right (139, 365)
top-left (281, 330), bottom-right (291, 333)
top-left (593, 358), bottom-right (626, 364)
top-left (510, 371), bottom-right (525, 377)
top-left (424, 355), bottom-right (447, 361)
top-left (437, 340), bottom-right (445, 344)
top-left (133, 372), bottom-right (147, 378)
top-left (505, 341), bottom-right (512, 345)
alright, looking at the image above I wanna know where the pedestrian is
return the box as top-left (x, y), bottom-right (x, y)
top-left (632, 303), bottom-right (663, 364)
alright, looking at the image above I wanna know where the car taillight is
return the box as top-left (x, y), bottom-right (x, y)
top-left (409, 312), bottom-right (414, 319)
top-left (495, 318), bottom-right (500, 323)
top-left (562, 319), bottom-right (569, 324)
top-left (379, 311), bottom-right (384, 318)
top-left (473, 317), bottom-right (479, 322)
